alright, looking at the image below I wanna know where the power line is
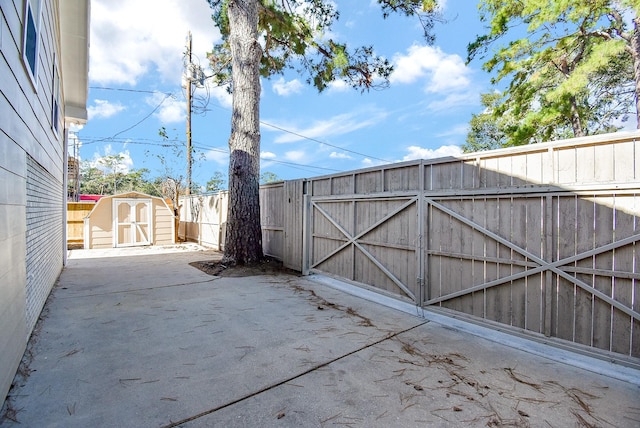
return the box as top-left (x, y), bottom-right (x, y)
top-left (83, 86), bottom-right (391, 169)
top-left (76, 137), bottom-right (341, 174)
top-left (90, 86), bottom-right (389, 163)
top-left (82, 93), bottom-right (174, 145)
top-left (204, 102), bottom-right (393, 163)
top-left (89, 86), bottom-right (173, 96)
top-left (259, 120), bottom-right (393, 163)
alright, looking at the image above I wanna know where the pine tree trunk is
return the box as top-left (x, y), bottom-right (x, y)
top-left (632, 17), bottom-right (640, 129)
top-left (569, 95), bottom-right (585, 138)
top-left (223, 0), bottom-right (264, 265)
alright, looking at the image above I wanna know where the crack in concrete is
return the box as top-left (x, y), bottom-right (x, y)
top-left (55, 278), bottom-right (221, 299)
top-left (160, 320), bottom-right (430, 428)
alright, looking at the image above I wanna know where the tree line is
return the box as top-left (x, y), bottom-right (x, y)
top-left (75, 154), bottom-right (278, 197)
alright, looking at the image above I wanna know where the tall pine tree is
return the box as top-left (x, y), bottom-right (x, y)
top-left (206, 0), bottom-right (440, 264)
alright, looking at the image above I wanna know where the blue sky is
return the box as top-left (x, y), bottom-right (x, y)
top-left (76, 0), bottom-right (492, 188)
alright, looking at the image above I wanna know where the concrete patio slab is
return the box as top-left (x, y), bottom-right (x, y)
top-left (1, 245), bottom-right (639, 427)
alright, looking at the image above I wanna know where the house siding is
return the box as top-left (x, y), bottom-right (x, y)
top-left (25, 155), bottom-right (63, 333)
top-left (0, 0), bottom-right (67, 403)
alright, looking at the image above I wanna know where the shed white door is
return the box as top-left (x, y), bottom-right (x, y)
top-left (113, 199), bottom-right (152, 247)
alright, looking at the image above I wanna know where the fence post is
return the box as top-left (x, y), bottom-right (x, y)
top-left (198, 196), bottom-right (202, 246)
top-left (543, 194), bottom-right (554, 337)
top-left (301, 194), bottom-right (311, 276)
top-left (543, 147), bottom-right (555, 337)
top-left (418, 160), bottom-right (427, 306)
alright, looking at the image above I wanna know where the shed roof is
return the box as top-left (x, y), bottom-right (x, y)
top-left (85, 191), bottom-right (174, 218)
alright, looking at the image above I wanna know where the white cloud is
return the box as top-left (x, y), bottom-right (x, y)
top-left (329, 152), bottom-right (352, 159)
top-left (147, 93), bottom-right (186, 123)
top-left (272, 77), bottom-right (304, 96)
top-left (261, 151), bottom-right (277, 159)
top-left (427, 92), bottom-right (479, 111)
top-left (91, 145), bottom-right (135, 173)
top-left (436, 123), bottom-right (469, 138)
top-left (326, 80), bottom-right (350, 93)
top-left (402, 144), bottom-right (462, 161)
top-left (90, 0), bottom-right (221, 85)
top-left (204, 148), bottom-right (229, 165)
top-left (210, 85), bottom-right (233, 109)
top-left (361, 158), bottom-right (385, 168)
top-left (88, 99), bottom-right (126, 120)
top-left (268, 109), bottom-right (387, 144)
top-left (285, 150), bottom-right (306, 162)
top-left (391, 45), bottom-right (470, 93)
top-left (69, 123), bottom-right (84, 133)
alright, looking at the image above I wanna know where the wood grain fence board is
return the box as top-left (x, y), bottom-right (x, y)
top-left (574, 196), bottom-right (595, 346)
top-left (311, 178), bottom-right (330, 196)
top-left (460, 161), bottom-right (475, 189)
top-left (498, 197), bottom-right (513, 325)
top-left (614, 141), bottom-right (636, 182)
top-left (384, 164), bottom-right (420, 191)
top-left (424, 163), bottom-right (433, 191)
top-left (484, 198), bottom-right (501, 323)
top-left (576, 145), bottom-right (596, 184)
top-left (440, 198), bottom-right (464, 312)
top-left (283, 180), bottom-right (304, 270)
top-left (611, 194), bottom-right (635, 355)
top-left (331, 175), bottom-right (353, 195)
top-left (527, 151), bottom-right (545, 184)
top-left (556, 148), bottom-right (577, 184)
top-left (511, 198), bottom-right (528, 329)
top-left (631, 195), bottom-right (640, 358)
top-left (593, 198), bottom-right (614, 351)
top-left (510, 154), bottom-right (530, 187)
top-left (458, 199), bottom-right (475, 315)
top-left (355, 170), bottom-right (382, 194)
top-left (634, 228), bottom-right (640, 358)
top-left (429, 203), bottom-right (448, 300)
top-left (66, 202), bottom-right (94, 245)
top-left (594, 144), bottom-right (615, 182)
top-left (471, 197), bottom-right (486, 318)
top-left (555, 195), bottom-right (575, 342)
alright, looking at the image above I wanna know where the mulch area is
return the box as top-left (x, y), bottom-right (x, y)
top-left (189, 256), bottom-right (299, 277)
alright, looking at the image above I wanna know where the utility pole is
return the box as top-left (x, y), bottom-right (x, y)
top-left (185, 31), bottom-right (193, 195)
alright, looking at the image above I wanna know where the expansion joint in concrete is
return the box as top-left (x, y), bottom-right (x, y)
top-left (160, 320), bottom-right (430, 428)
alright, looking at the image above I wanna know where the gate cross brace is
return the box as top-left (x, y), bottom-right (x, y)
top-left (311, 197), bottom-right (418, 301)
top-left (425, 198), bottom-right (640, 323)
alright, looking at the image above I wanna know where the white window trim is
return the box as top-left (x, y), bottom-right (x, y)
top-left (22, 0), bottom-right (42, 90)
top-left (51, 54), bottom-right (61, 136)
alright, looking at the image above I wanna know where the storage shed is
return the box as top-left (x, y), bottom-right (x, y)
top-left (84, 192), bottom-right (175, 249)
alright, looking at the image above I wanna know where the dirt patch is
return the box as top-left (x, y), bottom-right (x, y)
top-left (189, 257), bottom-right (299, 277)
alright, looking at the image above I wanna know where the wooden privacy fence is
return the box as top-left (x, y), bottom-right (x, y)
top-left (66, 202), bottom-right (95, 248)
top-left (179, 181), bottom-right (304, 269)
top-left (179, 192), bottom-right (227, 250)
top-left (181, 132), bottom-right (640, 363)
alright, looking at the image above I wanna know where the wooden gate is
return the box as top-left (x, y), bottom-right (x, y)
top-left (423, 190), bottom-right (640, 359)
top-left (307, 193), bottom-right (422, 303)
top-left (303, 134), bottom-right (640, 361)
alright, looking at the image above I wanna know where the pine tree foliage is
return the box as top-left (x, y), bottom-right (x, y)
top-left (468, 0), bottom-right (640, 148)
